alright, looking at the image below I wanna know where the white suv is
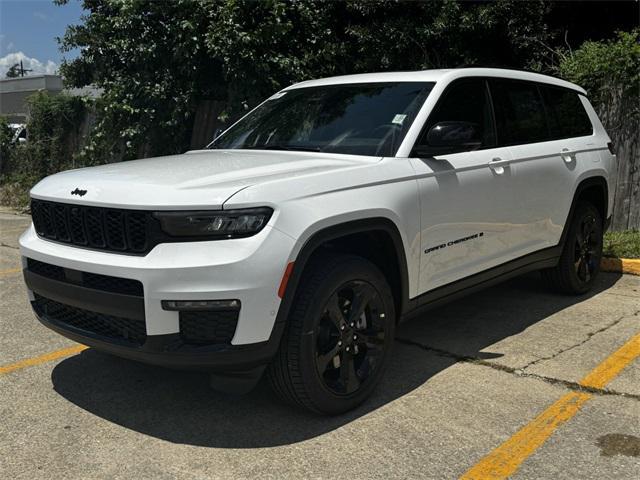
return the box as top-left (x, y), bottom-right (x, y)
top-left (20, 68), bottom-right (615, 414)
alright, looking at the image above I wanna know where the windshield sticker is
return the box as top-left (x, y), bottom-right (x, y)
top-left (392, 114), bottom-right (407, 125)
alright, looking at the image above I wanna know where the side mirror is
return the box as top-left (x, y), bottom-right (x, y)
top-left (413, 121), bottom-right (482, 157)
top-left (427, 121), bottom-right (481, 148)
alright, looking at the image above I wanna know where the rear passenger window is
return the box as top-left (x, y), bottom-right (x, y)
top-left (540, 86), bottom-right (593, 139)
top-left (490, 80), bottom-right (548, 146)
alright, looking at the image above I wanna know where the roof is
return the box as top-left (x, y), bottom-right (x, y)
top-left (285, 68), bottom-right (586, 95)
top-left (0, 74), bottom-right (63, 94)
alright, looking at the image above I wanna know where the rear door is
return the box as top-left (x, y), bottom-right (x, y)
top-left (489, 79), bottom-right (596, 253)
top-left (409, 78), bottom-right (516, 293)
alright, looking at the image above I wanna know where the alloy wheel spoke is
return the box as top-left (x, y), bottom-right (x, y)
top-left (347, 285), bottom-right (375, 325)
top-left (317, 343), bottom-right (341, 372)
top-left (325, 295), bottom-right (345, 329)
top-left (574, 257), bottom-right (582, 272)
top-left (356, 330), bottom-right (385, 347)
top-left (582, 219), bottom-right (594, 241)
top-left (340, 355), bottom-right (360, 394)
top-left (578, 257), bottom-right (590, 281)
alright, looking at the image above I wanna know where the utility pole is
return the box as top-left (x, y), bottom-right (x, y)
top-left (19, 60), bottom-right (32, 77)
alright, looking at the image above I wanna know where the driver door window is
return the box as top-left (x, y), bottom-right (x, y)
top-left (415, 79), bottom-right (496, 156)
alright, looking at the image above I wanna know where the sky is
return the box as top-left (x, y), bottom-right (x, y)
top-left (0, 0), bottom-right (84, 77)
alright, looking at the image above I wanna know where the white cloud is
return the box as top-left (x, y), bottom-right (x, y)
top-left (33, 11), bottom-right (50, 22)
top-left (0, 51), bottom-right (58, 77)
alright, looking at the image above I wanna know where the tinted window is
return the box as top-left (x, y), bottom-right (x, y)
top-left (210, 82), bottom-right (434, 156)
top-left (419, 79), bottom-right (496, 154)
top-left (490, 80), bottom-right (548, 146)
top-left (541, 86), bottom-right (593, 139)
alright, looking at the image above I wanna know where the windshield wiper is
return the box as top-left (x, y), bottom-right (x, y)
top-left (244, 144), bottom-right (322, 152)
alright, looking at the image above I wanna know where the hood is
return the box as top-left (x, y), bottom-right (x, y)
top-left (30, 149), bottom-right (375, 210)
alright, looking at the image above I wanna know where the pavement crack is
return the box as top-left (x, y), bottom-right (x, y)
top-left (519, 309), bottom-right (640, 372)
top-left (0, 242), bottom-right (19, 250)
top-left (394, 336), bottom-right (640, 402)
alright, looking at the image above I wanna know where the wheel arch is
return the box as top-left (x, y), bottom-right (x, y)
top-left (276, 218), bottom-right (411, 327)
top-left (561, 175), bottom-right (609, 247)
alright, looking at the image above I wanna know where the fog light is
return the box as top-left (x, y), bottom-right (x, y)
top-left (161, 299), bottom-right (241, 311)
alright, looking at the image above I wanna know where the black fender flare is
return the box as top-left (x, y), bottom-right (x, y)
top-left (559, 176), bottom-right (609, 248)
top-left (274, 217), bottom-right (411, 330)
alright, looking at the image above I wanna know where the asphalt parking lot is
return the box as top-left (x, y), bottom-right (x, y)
top-left (1, 209), bottom-right (639, 479)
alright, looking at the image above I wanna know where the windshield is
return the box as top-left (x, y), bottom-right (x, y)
top-left (209, 82), bottom-right (434, 157)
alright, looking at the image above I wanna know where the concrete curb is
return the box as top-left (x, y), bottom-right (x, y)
top-left (600, 257), bottom-right (640, 276)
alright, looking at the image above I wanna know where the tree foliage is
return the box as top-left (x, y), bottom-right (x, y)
top-left (5, 64), bottom-right (22, 78)
top-left (56, 0), bottom-right (552, 161)
top-left (558, 29), bottom-right (640, 230)
top-left (0, 92), bottom-right (89, 207)
top-left (558, 29), bottom-right (639, 124)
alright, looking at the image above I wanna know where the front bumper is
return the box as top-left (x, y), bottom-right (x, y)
top-left (33, 302), bottom-right (284, 372)
top-left (19, 223), bottom-right (296, 371)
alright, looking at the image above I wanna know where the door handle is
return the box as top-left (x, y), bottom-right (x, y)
top-left (488, 157), bottom-right (510, 174)
top-left (561, 148), bottom-right (575, 163)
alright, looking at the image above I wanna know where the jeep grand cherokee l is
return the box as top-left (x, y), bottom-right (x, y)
top-left (20, 68), bottom-right (615, 414)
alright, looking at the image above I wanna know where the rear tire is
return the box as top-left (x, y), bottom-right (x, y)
top-left (267, 254), bottom-right (395, 415)
top-left (542, 201), bottom-right (603, 294)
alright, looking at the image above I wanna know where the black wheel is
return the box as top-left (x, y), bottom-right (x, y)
top-left (542, 201), bottom-right (603, 294)
top-left (267, 254), bottom-right (395, 414)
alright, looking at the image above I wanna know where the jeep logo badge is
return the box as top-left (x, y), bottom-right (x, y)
top-left (71, 188), bottom-right (87, 196)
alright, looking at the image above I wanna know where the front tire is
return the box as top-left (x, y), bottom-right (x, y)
top-left (542, 201), bottom-right (603, 294)
top-left (267, 254), bottom-right (395, 414)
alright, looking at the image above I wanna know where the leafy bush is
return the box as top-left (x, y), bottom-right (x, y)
top-left (559, 30), bottom-right (639, 110)
top-left (0, 116), bottom-right (13, 169)
top-left (604, 230), bottom-right (640, 259)
top-left (559, 29), bottom-right (640, 231)
top-left (0, 92), bottom-right (90, 208)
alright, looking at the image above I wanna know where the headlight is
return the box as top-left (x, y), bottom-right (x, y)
top-left (154, 207), bottom-right (273, 238)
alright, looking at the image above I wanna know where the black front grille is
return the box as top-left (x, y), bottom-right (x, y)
top-left (31, 200), bottom-right (150, 254)
top-left (27, 258), bottom-right (144, 297)
top-left (180, 310), bottom-right (239, 345)
top-left (33, 294), bottom-right (147, 346)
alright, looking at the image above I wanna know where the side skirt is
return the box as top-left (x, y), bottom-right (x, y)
top-left (401, 246), bottom-right (561, 321)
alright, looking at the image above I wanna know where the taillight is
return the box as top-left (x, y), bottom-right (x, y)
top-left (607, 142), bottom-right (615, 155)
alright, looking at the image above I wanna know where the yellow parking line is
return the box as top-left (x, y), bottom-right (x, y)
top-left (580, 331), bottom-right (640, 389)
top-left (0, 267), bottom-right (22, 276)
top-left (460, 331), bottom-right (640, 480)
top-left (0, 345), bottom-right (88, 376)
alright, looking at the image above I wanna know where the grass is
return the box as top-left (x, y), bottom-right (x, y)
top-left (603, 230), bottom-right (640, 259)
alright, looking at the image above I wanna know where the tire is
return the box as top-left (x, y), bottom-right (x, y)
top-left (267, 253), bottom-right (396, 415)
top-left (542, 201), bottom-right (603, 295)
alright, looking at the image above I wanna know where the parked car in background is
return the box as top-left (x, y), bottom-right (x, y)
top-left (9, 123), bottom-right (27, 144)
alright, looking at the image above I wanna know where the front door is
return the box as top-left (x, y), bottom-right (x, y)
top-left (409, 78), bottom-right (519, 294)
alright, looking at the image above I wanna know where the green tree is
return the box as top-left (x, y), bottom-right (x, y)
top-left (56, 0), bottom-right (551, 161)
top-left (558, 29), bottom-right (639, 123)
top-left (5, 63), bottom-right (21, 78)
top-left (558, 29), bottom-right (640, 230)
